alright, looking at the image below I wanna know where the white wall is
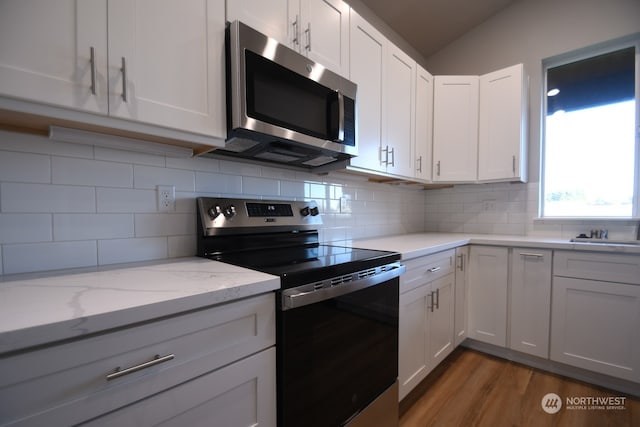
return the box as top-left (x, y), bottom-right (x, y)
top-left (0, 130), bottom-right (426, 275)
top-left (423, 0), bottom-right (640, 237)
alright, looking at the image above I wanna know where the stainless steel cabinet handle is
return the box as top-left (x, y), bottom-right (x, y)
top-left (417, 156), bottom-right (423, 173)
top-left (120, 57), bottom-right (128, 102)
top-left (292, 15), bottom-right (299, 47)
top-left (106, 354), bottom-right (175, 381)
top-left (381, 146), bottom-right (389, 165)
top-left (427, 266), bottom-right (441, 273)
top-left (512, 155), bottom-right (516, 174)
top-left (435, 288), bottom-right (440, 309)
top-left (305, 23), bottom-right (311, 51)
top-left (457, 254), bottom-right (464, 271)
top-left (429, 291), bottom-right (435, 312)
top-left (436, 160), bottom-right (441, 176)
top-left (89, 47), bottom-right (97, 95)
top-left (519, 252), bottom-right (544, 258)
top-left (389, 147), bottom-right (395, 167)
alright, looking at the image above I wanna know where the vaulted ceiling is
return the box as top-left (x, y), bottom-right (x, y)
top-left (357, 0), bottom-right (517, 58)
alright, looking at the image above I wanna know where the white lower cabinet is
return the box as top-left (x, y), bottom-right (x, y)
top-left (467, 246), bottom-right (508, 347)
top-left (551, 251), bottom-right (640, 383)
top-left (85, 347), bottom-right (276, 427)
top-left (454, 246), bottom-right (469, 346)
top-left (509, 249), bottom-right (552, 358)
top-left (0, 293), bottom-right (276, 427)
top-left (398, 250), bottom-right (455, 400)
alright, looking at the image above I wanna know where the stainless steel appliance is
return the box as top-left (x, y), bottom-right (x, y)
top-left (196, 197), bottom-right (404, 427)
top-left (218, 21), bottom-right (358, 173)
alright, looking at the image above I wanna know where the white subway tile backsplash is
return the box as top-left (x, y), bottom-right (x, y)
top-left (134, 213), bottom-right (195, 237)
top-left (242, 176), bottom-right (279, 197)
top-left (3, 241), bottom-right (97, 274)
top-left (52, 156), bottom-right (133, 188)
top-left (195, 172), bottom-right (242, 194)
top-left (0, 151), bottom-right (51, 183)
top-left (94, 147), bottom-right (166, 167)
top-left (1, 183), bottom-right (96, 213)
top-left (0, 130), bottom-right (431, 275)
top-left (0, 130), bottom-right (93, 158)
top-left (166, 156), bottom-right (219, 173)
top-left (98, 237), bottom-right (168, 265)
top-left (54, 214), bottom-right (134, 241)
top-left (168, 235), bottom-right (196, 258)
top-left (134, 165), bottom-right (195, 191)
top-left (0, 214), bottom-right (52, 243)
top-left (97, 188), bottom-right (156, 213)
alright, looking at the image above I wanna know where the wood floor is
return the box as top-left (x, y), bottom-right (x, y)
top-left (399, 348), bottom-right (640, 427)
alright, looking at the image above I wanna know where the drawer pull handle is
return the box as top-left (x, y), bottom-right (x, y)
top-left (427, 266), bottom-right (441, 273)
top-left (106, 354), bottom-right (175, 381)
top-left (519, 252), bottom-right (544, 258)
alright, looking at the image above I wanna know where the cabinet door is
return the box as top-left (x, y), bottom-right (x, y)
top-left (478, 64), bottom-right (527, 182)
top-left (414, 65), bottom-right (433, 182)
top-left (454, 246), bottom-right (469, 346)
top-left (0, 0), bottom-right (108, 113)
top-left (551, 277), bottom-right (640, 383)
top-left (85, 348), bottom-right (277, 427)
top-left (468, 246), bottom-right (508, 347)
top-left (429, 274), bottom-right (455, 367)
top-left (510, 249), bottom-right (551, 358)
top-left (300, 0), bottom-right (350, 76)
top-left (384, 44), bottom-right (415, 178)
top-left (432, 75), bottom-right (479, 182)
top-left (108, 0), bottom-right (225, 138)
top-left (226, 0), bottom-right (292, 47)
top-left (398, 282), bottom-right (431, 401)
top-left (348, 11), bottom-right (385, 172)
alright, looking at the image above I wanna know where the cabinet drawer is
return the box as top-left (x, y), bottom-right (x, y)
top-left (401, 249), bottom-right (455, 293)
top-left (84, 347), bottom-right (276, 427)
top-left (554, 250), bottom-right (640, 285)
top-left (0, 293), bottom-right (275, 427)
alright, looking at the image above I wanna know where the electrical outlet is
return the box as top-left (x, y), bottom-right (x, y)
top-left (157, 185), bottom-right (175, 212)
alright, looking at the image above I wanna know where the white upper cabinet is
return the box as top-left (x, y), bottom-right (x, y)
top-left (348, 11), bottom-right (415, 179)
top-left (348, 11), bottom-right (385, 172)
top-left (108, 0), bottom-right (226, 138)
top-left (414, 65), bottom-right (434, 182)
top-left (226, 0), bottom-right (292, 47)
top-left (478, 63), bottom-right (528, 182)
top-left (0, 0), bottom-right (226, 141)
top-left (0, 0), bottom-right (108, 114)
top-left (432, 76), bottom-right (479, 182)
top-left (228, 0), bottom-right (350, 77)
top-left (384, 44), bottom-right (415, 178)
top-left (298, 0), bottom-right (350, 77)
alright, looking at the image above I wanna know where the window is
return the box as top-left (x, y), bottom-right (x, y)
top-left (541, 41), bottom-right (639, 218)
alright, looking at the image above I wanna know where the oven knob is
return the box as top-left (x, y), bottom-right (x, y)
top-left (309, 206), bottom-right (319, 216)
top-left (208, 205), bottom-right (222, 219)
top-left (300, 206), bottom-right (310, 217)
top-left (223, 205), bottom-right (236, 219)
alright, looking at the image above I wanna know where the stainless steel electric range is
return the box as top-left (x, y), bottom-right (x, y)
top-left (196, 197), bottom-right (404, 427)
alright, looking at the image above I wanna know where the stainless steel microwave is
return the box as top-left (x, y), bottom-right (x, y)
top-left (220, 20), bottom-right (357, 172)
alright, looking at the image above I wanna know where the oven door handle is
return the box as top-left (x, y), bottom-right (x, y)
top-left (281, 262), bottom-right (406, 310)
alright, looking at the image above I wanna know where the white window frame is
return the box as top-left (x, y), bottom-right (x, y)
top-left (540, 35), bottom-right (640, 219)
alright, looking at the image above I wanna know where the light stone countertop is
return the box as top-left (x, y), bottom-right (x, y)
top-left (0, 257), bottom-right (279, 355)
top-left (2, 233), bottom-right (639, 355)
top-left (354, 232), bottom-right (640, 260)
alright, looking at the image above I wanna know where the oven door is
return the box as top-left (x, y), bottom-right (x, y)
top-left (277, 267), bottom-right (402, 427)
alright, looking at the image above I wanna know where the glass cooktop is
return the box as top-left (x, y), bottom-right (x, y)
top-left (208, 244), bottom-right (400, 289)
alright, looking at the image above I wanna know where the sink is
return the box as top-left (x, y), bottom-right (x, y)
top-left (570, 238), bottom-right (640, 246)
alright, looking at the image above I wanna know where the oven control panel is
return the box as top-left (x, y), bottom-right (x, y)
top-left (197, 197), bottom-right (322, 235)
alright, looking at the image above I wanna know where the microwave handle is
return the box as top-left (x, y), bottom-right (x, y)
top-left (329, 90), bottom-right (345, 143)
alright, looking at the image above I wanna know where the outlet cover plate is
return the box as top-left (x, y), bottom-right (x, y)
top-left (157, 185), bottom-right (175, 212)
